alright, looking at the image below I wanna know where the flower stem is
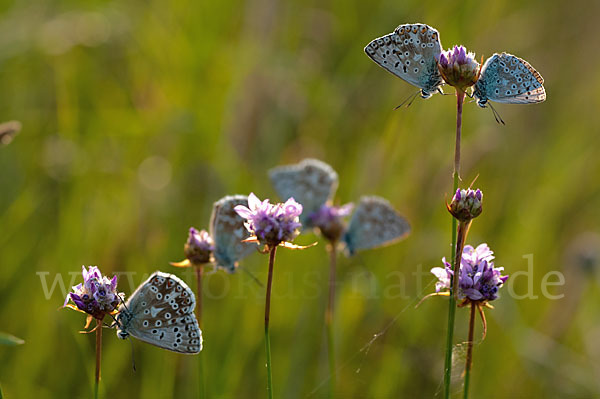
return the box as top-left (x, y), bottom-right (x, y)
top-left (443, 172), bottom-right (458, 399)
top-left (444, 90), bottom-right (464, 399)
top-left (454, 90), bottom-right (465, 176)
top-left (95, 318), bottom-right (102, 399)
top-left (325, 243), bottom-right (337, 398)
top-left (196, 265), bottom-right (205, 399)
top-left (264, 247), bottom-right (277, 399)
top-left (452, 221), bottom-right (471, 302)
top-left (463, 302), bottom-right (476, 399)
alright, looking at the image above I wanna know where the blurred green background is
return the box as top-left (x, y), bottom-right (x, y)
top-left (1, 0), bottom-right (600, 397)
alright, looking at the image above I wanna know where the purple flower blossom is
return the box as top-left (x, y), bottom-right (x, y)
top-left (431, 244), bottom-right (508, 302)
top-left (447, 188), bottom-right (483, 222)
top-left (64, 266), bottom-right (123, 320)
top-left (234, 193), bottom-right (303, 247)
top-left (437, 45), bottom-right (480, 90)
top-left (308, 203), bottom-right (354, 242)
top-left (184, 227), bottom-right (214, 265)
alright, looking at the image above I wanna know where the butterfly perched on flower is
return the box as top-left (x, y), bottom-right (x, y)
top-left (269, 159), bottom-right (338, 227)
top-left (115, 272), bottom-right (202, 354)
top-left (210, 195), bottom-right (260, 273)
top-left (473, 52), bottom-right (545, 107)
top-left (269, 159), bottom-right (410, 255)
top-left (365, 23), bottom-right (546, 108)
top-left (364, 23), bottom-right (443, 99)
top-left (171, 195), bottom-right (259, 273)
top-left (342, 196), bottom-right (411, 256)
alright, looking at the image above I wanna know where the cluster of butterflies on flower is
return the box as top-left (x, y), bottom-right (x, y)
top-left (109, 158), bottom-right (411, 354)
top-left (364, 23), bottom-right (546, 116)
top-left (67, 22), bottom-right (546, 357)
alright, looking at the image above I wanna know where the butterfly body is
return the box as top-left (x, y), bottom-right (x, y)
top-left (473, 52), bottom-right (545, 107)
top-left (210, 195), bottom-right (258, 273)
top-left (269, 159), bottom-right (338, 227)
top-left (116, 272), bottom-right (202, 354)
top-left (364, 23), bottom-right (443, 98)
top-left (343, 196), bottom-right (411, 256)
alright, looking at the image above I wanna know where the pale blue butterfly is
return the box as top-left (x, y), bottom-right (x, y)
top-left (116, 271), bottom-right (202, 354)
top-left (210, 195), bottom-right (259, 273)
top-left (269, 159), bottom-right (338, 227)
top-left (473, 52), bottom-right (546, 107)
top-left (364, 23), bottom-right (443, 99)
top-left (343, 196), bottom-right (411, 256)
top-left (269, 159), bottom-right (410, 254)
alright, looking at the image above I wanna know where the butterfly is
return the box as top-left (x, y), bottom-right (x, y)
top-left (210, 195), bottom-right (259, 273)
top-left (269, 159), bottom-right (410, 254)
top-left (0, 120), bottom-right (21, 147)
top-left (269, 159), bottom-right (339, 227)
top-left (364, 23), bottom-right (443, 99)
top-left (116, 271), bottom-right (202, 354)
top-left (473, 52), bottom-right (545, 108)
top-left (342, 196), bottom-right (411, 256)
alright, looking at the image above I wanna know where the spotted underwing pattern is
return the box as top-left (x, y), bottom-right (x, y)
top-left (473, 52), bottom-right (545, 107)
top-left (343, 196), bottom-right (411, 256)
top-left (210, 195), bottom-right (258, 273)
top-left (269, 158), bottom-right (339, 227)
top-left (116, 272), bottom-right (202, 354)
top-left (364, 23), bottom-right (443, 98)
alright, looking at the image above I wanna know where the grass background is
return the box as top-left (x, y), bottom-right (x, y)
top-left (1, 0), bottom-right (599, 397)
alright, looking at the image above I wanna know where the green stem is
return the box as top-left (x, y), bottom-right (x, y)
top-left (325, 243), bottom-right (337, 398)
top-left (196, 265), bottom-right (205, 399)
top-left (95, 318), bottom-right (102, 399)
top-left (264, 247), bottom-right (277, 399)
top-left (444, 90), bottom-right (465, 399)
top-left (452, 221), bottom-right (471, 302)
top-left (463, 302), bottom-right (476, 399)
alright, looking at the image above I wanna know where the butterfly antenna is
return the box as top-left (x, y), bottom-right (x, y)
top-left (118, 293), bottom-right (131, 314)
top-left (394, 91), bottom-right (419, 110)
top-left (129, 338), bottom-right (137, 372)
top-left (240, 266), bottom-right (264, 288)
top-left (488, 103), bottom-right (505, 125)
top-left (108, 313), bottom-right (120, 329)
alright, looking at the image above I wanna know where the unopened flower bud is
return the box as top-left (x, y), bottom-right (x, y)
top-left (448, 188), bottom-right (482, 222)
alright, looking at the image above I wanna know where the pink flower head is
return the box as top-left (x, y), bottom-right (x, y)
top-left (431, 243), bottom-right (508, 302)
top-left (309, 203), bottom-right (354, 242)
top-left (438, 45), bottom-right (480, 91)
top-left (448, 188), bottom-right (483, 222)
top-left (235, 193), bottom-right (303, 247)
top-left (184, 227), bottom-right (214, 265)
top-left (64, 266), bottom-right (123, 320)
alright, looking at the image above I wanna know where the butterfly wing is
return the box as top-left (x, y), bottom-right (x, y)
top-left (473, 52), bottom-right (545, 106)
top-left (342, 196), bottom-right (410, 256)
top-left (117, 272), bottom-right (202, 354)
top-left (269, 158), bottom-right (338, 227)
top-left (364, 23), bottom-right (443, 98)
top-left (209, 195), bottom-right (258, 273)
top-left (0, 120), bottom-right (21, 147)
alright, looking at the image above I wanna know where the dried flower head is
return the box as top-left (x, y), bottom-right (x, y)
top-left (64, 266), bottom-right (123, 320)
top-left (438, 45), bottom-right (480, 91)
top-left (432, 244), bottom-right (507, 302)
top-left (184, 227), bottom-right (214, 265)
top-left (447, 188), bottom-right (482, 222)
top-left (309, 203), bottom-right (354, 242)
top-left (234, 193), bottom-right (303, 248)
